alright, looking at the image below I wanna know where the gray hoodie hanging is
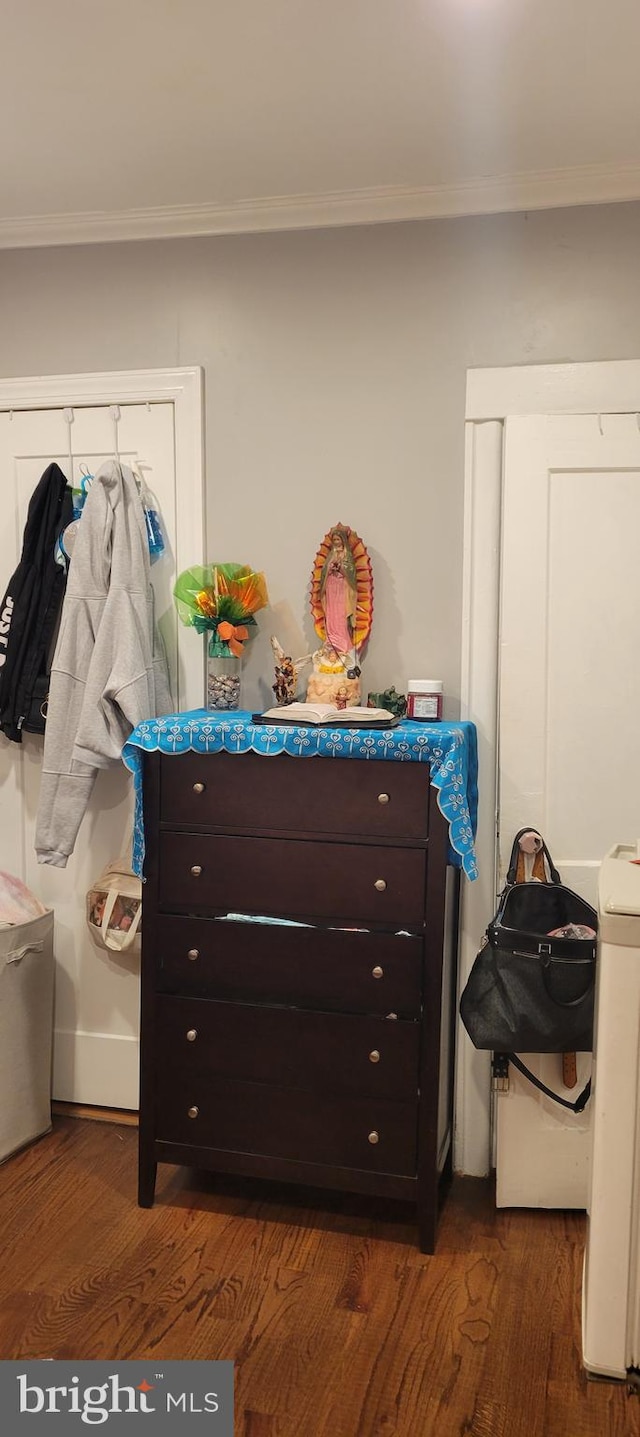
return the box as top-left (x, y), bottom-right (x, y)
top-left (35, 461), bottom-right (171, 867)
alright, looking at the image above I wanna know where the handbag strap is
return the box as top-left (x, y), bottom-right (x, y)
top-left (100, 890), bottom-right (119, 944)
top-left (101, 889), bottom-right (142, 952)
top-left (507, 1053), bottom-right (591, 1112)
top-left (506, 829), bottom-right (561, 886)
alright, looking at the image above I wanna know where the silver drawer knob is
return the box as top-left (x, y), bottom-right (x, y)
top-left (192, 782), bottom-right (206, 794)
top-left (368, 1130), bottom-right (380, 1145)
top-left (369, 1050), bottom-right (380, 1064)
top-left (190, 865), bottom-right (202, 877)
top-left (187, 1105), bottom-right (199, 1119)
top-left (372, 965), bottom-right (384, 979)
top-left (374, 878), bottom-right (387, 892)
top-left (187, 948), bottom-right (199, 961)
top-left (186, 1029), bottom-right (197, 1042)
top-left (377, 793), bottom-right (390, 805)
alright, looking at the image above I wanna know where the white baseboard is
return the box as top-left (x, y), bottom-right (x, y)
top-left (52, 1029), bottom-right (139, 1110)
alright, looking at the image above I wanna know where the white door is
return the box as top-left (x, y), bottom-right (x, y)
top-left (0, 401), bottom-right (186, 1108)
top-left (497, 412), bottom-right (640, 1205)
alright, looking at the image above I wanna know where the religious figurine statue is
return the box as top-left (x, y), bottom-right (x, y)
top-left (307, 523), bottom-right (374, 705)
top-left (270, 636), bottom-right (308, 705)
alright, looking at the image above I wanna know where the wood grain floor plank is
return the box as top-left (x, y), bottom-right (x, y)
top-left (0, 1116), bottom-right (638, 1437)
top-left (242, 1415), bottom-right (280, 1437)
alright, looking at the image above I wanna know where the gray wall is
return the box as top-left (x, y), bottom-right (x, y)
top-left (1, 200), bottom-right (640, 713)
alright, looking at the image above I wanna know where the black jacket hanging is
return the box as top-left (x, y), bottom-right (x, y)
top-left (0, 463), bottom-right (73, 742)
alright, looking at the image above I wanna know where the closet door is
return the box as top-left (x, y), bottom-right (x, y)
top-left (0, 403), bottom-right (181, 1108)
top-left (500, 412), bottom-right (640, 903)
top-left (497, 412), bottom-right (640, 1207)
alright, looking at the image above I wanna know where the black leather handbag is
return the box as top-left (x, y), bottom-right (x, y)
top-left (460, 830), bottom-right (597, 1105)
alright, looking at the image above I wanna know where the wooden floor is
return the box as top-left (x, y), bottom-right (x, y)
top-left (0, 1116), bottom-right (637, 1437)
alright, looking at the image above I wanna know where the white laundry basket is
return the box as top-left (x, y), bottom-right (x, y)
top-left (0, 908), bottom-right (54, 1162)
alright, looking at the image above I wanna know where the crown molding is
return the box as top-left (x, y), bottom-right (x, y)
top-left (2, 162), bottom-right (640, 249)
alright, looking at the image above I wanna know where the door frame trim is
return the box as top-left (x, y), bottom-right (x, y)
top-left (0, 366), bottom-right (205, 709)
top-left (458, 359), bottom-right (640, 1176)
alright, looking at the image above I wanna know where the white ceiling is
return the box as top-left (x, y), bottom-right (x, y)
top-left (3, 0), bottom-right (640, 247)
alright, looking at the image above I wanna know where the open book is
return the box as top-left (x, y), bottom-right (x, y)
top-left (253, 703), bottom-right (399, 728)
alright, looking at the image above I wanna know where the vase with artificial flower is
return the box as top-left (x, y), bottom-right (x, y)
top-left (173, 562), bottom-right (269, 711)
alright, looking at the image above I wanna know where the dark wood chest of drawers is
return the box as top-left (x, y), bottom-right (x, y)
top-left (138, 748), bottom-right (459, 1251)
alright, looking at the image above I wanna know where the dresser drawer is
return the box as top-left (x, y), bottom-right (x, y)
top-left (156, 1074), bottom-right (417, 1176)
top-left (154, 915), bottom-right (422, 1017)
top-left (158, 832), bottom-right (426, 925)
top-left (159, 751), bottom-right (429, 840)
top-left (156, 995), bottom-right (419, 1101)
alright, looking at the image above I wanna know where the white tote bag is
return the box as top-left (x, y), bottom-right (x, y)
top-left (86, 858), bottom-right (142, 954)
